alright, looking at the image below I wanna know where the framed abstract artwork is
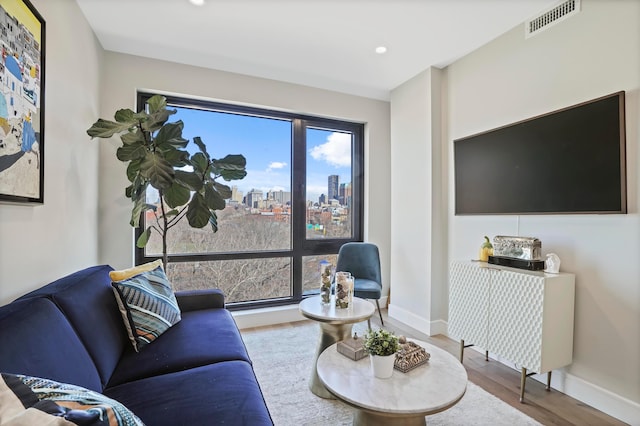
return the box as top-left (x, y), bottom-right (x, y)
top-left (0, 0), bottom-right (45, 204)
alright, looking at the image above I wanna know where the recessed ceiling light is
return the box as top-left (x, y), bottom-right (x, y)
top-left (189, 0), bottom-right (205, 6)
top-left (375, 46), bottom-right (387, 54)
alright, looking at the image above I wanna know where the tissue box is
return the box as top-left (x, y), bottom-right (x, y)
top-left (493, 236), bottom-right (542, 260)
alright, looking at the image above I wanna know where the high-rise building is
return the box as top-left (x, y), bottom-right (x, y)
top-left (267, 189), bottom-right (291, 205)
top-left (246, 189), bottom-right (263, 209)
top-left (231, 186), bottom-right (243, 203)
top-left (328, 175), bottom-right (339, 201)
top-left (340, 182), bottom-right (352, 206)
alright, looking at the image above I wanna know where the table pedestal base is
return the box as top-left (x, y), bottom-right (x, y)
top-left (309, 322), bottom-right (353, 399)
top-left (354, 410), bottom-right (426, 426)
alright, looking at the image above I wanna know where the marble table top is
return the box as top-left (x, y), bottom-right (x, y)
top-left (317, 339), bottom-right (468, 416)
top-left (299, 295), bottom-right (375, 325)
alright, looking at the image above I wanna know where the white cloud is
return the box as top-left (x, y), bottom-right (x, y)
top-left (309, 132), bottom-right (351, 168)
top-left (266, 161), bottom-right (287, 172)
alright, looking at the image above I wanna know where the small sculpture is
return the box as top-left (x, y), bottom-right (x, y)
top-left (544, 253), bottom-right (561, 273)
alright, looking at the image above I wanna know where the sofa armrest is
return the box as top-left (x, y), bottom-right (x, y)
top-left (175, 289), bottom-right (225, 311)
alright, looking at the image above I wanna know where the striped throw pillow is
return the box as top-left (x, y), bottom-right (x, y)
top-left (110, 261), bottom-right (181, 352)
top-left (0, 373), bottom-right (145, 425)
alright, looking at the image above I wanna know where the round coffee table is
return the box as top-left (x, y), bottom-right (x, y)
top-left (299, 295), bottom-right (375, 398)
top-left (317, 339), bottom-right (467, 425)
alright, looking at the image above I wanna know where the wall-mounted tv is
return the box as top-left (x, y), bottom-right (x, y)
top-left (454, 91), bottom-right (626, 215)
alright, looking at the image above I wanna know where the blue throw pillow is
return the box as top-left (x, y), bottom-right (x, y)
top-left (110, 261), bottom-right (181, 352)
top-left (0, 373), bottom-right (145, 425)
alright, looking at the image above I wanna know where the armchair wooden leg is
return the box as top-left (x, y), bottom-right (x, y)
top-left (375, 299), bottom-right (384, 326)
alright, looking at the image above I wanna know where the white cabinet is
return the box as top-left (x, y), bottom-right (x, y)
top-left (449, 261), bottom-right (575, 400)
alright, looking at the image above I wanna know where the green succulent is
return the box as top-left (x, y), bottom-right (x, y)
top-left (363, 329), bottom-right (399, 356)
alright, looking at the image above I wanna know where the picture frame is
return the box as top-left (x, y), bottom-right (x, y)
top-left (0, 0), bottom-right (45, 204)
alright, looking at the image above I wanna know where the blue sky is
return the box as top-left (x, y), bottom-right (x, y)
top-left (173, 107), bottom-right (352, 202)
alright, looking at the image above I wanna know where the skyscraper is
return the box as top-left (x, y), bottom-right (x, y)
top-left (328, 175), bottom-right (339, 201)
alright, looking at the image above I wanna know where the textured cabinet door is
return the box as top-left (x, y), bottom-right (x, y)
top-left (449, 261), bottom-right (491, 349)
top-left (449, 261), bottom-right (575, 374)
top-left (488, 269), bottom-right (545, 371)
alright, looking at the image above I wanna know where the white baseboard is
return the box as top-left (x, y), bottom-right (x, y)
top-left (387, 303), bottom-right (446, 336)
top-left (444, 324), bottom-right (640, 425)
top-left (233, 304), bottom-right (305, 330)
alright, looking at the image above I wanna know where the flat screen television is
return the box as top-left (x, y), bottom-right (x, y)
top-left (454, 91), bottom-right (626, 215)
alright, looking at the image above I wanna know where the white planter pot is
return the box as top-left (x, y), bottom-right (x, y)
top-left (370, 354), bottom-right (395, 379)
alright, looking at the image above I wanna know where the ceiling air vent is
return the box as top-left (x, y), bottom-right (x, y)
top-left (525, 0), bottom-right (581, 38)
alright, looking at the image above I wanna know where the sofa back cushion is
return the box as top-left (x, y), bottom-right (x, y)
top-left (15, 265), bottom-right (129, 388)
top-left (0, 297), bottom-right (102, 392)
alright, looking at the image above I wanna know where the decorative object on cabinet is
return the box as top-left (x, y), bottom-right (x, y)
top-left (448, 260), bottom-right (575, 402)
top-left (544, 253), bottom-right (561, 273)
top-left (492, 236), bottom-right (541, 260)
top-left (479, 236), bottom-right (494, 262)
top-left (489, 235), bottom-right (545, 271)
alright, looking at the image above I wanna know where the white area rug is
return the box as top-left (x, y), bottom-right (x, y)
top-left (242, 321), bottom-right (542, 426)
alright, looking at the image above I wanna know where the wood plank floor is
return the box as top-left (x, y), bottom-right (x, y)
top-left (243, 308), bottom-right (627, 426)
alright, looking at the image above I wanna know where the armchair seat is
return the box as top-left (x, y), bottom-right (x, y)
top-left (336, 242), bottom-right (384, 326)
top-left (352, 278), bottom-right (382, 300)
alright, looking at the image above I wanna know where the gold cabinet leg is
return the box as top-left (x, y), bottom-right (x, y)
top-left (520, 368), bottom-right (527, 403)
top-left (546, 371), bottom-right (552, 391)
top-left (459, 339), bottom-right (465, 363)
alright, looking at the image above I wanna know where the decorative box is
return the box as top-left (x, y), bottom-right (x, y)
top-left (337, 333), bottom-right (367, 361)
top-left (492, 236), bottom-right (542, 260)
top-left (394, 337), bottom-right (430, 373)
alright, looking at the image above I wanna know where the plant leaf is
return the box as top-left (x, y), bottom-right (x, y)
top-left (86, 119), bottom-right (135, 139)
top-left (140, 152), bottom-right (175, 190)
top-left (117, 142), bottom-right (148, 162)
top-left (213, 182), bottom-right (232, 200)
top-left (175, 169), bottom-right (203, 192)
top-left (164, 182), bottom-right (191, 208)
top-left (130, 196), bottom-right (147, 228)
top-left (186, 192), bottom-right (210, 228)
top-left (212, 154), bottom-right (247, 181)
top-left (142, 109), bottom-right (174, 133)
top-left (147, 95), bottom-right (167, 113)
top-left (209, 211), bottom-right (218, 233)
top-left (136, 227), bottom-right (152, 248)
top-left (155, 121), bottom-right (188, 148)
top-left (193, 136), bottom-right (210, 160)
top-left (162, 148), bottom-right (190, 168)
top-left (121, 128), bottom-right (146, 145)
top-left (204, 184), bottom-right (226, 210)
top-left (114, 108), bottom-right (136, 123)
top-left (126, 159), bottom-right (142, 182)
top-left (191, 152), bottom-right (209, 174)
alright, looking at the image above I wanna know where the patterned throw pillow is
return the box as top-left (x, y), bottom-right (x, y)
top-left (110, 260), bottom-right (181, 352)
top-left (0, 373), bottom-right (145, 426)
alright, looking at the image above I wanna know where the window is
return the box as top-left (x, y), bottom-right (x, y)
top-left (135, 92), bottom-right (364, 309)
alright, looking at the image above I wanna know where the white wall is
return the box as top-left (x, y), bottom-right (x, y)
top-left (389, 67), bottom-right (448, 335)
top-left (0, 0), bottom-right (103, 305)
top-left (96, 52), bottom-right (392, 295)
top-left (445, 0), bottom-right (639, 422)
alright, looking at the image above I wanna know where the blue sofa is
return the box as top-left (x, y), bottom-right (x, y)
top-left (0, 265), bottom-right (273, 425)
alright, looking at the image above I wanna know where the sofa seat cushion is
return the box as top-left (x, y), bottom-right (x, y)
top-left (0, 373), bottom-right (145, 426)
top-left (0, 298), bottom-right (102, 392)
top-left (107, 308), bottom-right (251, 387)
top-left (104, 361), bottom-right (272, 426)
top-left (14, 265), bottom-right (129, 388)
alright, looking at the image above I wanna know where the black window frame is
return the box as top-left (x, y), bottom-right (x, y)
top-left (134, 91), bottom-right (364, 310)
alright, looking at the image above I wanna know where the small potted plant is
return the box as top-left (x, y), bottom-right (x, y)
top-left (363, 328), bottom-right (399, 378)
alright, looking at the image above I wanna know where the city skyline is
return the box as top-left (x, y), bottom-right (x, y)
top-left (171, 106), bottom-right (352, 202)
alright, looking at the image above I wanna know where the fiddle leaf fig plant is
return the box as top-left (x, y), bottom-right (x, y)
top-left (87, 94), bottom-right (247, 269)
